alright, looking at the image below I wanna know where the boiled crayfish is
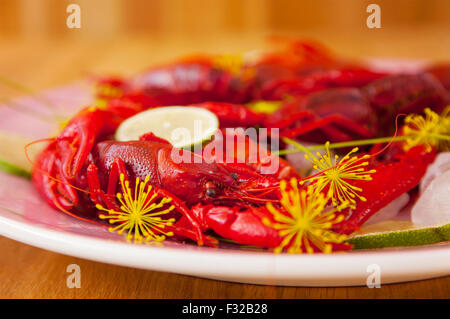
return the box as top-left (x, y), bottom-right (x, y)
top-left (32, 39), bottom-right (450, 253)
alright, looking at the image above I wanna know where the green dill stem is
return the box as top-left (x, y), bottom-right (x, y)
top-left (0, 76), bottom-right (37, 96)
top-left (280, 137), bottom-right (316, 158)
top-left (0, 158), bottom-right (31, 179)
top-left (0, 75), bottom-right (57, 112)
top-left (278, 133), bottom-right (450, 155)
top-left (428, 133), bottom-right (450, 141)
top-left (277, 135), bottom-right (410, 156)
top-left (0, 97), bottom-right (55, 122)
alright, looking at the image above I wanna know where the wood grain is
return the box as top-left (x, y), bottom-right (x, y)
top-left (0, 237), bottom-right (448, 298)
top-left (0, 29), bottom-right (449, 298)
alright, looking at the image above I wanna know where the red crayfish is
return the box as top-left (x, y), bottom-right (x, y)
top-left (34, 105), bottom-right (292, 246)
top-left (31, 39), bottom-right (450, 252)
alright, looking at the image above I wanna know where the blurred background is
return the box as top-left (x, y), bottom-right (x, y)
top-left (0, 0), bottom-right (449, 95)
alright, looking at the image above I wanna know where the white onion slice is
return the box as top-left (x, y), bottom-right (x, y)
top-left (364, 193), bottom-right (410, 226)
top-left (419, 152), bottom-right (450, 193)
top-left (412, 170), bottom-right (450, 227)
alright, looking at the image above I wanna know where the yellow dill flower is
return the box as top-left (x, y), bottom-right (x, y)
top-left (93, 82), bottom-right (123, 109)
top-left (263, 178), bottom-right (348, 254)
top-left (97, 174), bottom-right (176, 243)
top-left (96, 83), bottom-right (123, 99)
top-left (403, 107), bottom-right (450, 152)
top-left (247, 100), bottom-right (283, 114)
top-left (301, 142), bottom-right (376, 208)
top-left (94, 99), bottom-right (108, 109)
top-left (213, 54), bottom-right (244, 75)
top-left (58, 117), bottom-right (70, 131)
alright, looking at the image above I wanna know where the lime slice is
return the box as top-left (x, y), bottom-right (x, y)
top-left (0, 158), bottom-right (30, 179)
top-left (0, 131), bottom-right (44, 178)
top-left (347, 220), bottom-right (450, 249)
top-left (115, 106), bottom-right (219, 149)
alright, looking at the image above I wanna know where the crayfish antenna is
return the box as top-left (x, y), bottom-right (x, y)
top-left (24, 137), bottom-right (54, 164)
top-left (221, 187), bottom-right (280, 205)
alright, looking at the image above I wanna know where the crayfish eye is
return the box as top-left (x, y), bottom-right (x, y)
top-left (205, 181), bottom-right (217, 197)
top-left (206, 188), bottom-right (216, 197)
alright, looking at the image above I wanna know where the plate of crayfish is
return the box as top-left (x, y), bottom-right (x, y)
top-left (0, 39), bottom-right (449, 286)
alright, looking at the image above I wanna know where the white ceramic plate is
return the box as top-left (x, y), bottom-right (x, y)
top-left (0, 75), bottom-right (449, 287)
top-left (0, 189), bottom-right (449, 287)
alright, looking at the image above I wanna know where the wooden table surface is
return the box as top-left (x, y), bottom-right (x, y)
top-left (0, 31), bottom-right (449, 298)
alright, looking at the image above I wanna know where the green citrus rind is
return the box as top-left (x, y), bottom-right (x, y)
top-left (347, 222), bottom-right (450, 249)
top-left (0, 131), bottom-right (44, 178)
top-left (0, 158), bottom-right (31, 179)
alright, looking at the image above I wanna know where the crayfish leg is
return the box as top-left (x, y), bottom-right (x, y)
top-left (151, 186), bottom-right (207, 246)
top-left (86, 163), bottom-right (119, 211)
top-left (88, 156), bottom-right (209, 246)
top-left (167, 222), bottom-right (218, 247)
top-left (279, 114), bottom-right (373, 142)
top-left (33, 149), bottom-right (79, 211)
